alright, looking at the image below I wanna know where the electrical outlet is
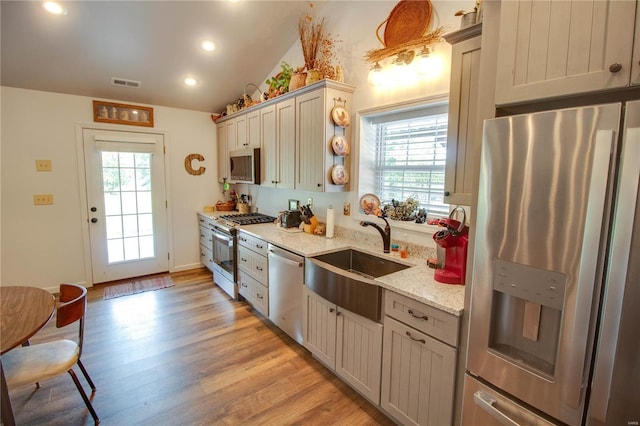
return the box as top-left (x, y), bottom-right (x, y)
top-left (35, 160), bottom-right (52, 171)
top-left (307, 197), bottom-right (313, 208)
top-left (33, 194), bottom-right (54, 205)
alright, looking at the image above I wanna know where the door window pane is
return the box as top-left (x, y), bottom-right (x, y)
top-left (101, 152), bottom-right (155, 263)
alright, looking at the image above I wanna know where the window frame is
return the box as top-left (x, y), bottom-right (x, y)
top-left (353, 95), bottom-right (449, 235)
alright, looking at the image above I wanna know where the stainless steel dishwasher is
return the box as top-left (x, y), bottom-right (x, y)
top-left (268, 244), bottom-right (304, 344)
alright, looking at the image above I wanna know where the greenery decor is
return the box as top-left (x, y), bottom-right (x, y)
top-left (265, 61), bottom-right (294, 98)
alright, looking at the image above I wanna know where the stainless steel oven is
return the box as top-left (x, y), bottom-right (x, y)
top-left (211, 213), bottom-right (276, 300)
top-left (211, 223), bottom-right (237, 299)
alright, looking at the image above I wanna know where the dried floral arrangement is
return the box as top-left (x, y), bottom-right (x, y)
top-left (364, 27), bottom-right (445, 64)
top-left (298, 3), bottom-right (342, 80)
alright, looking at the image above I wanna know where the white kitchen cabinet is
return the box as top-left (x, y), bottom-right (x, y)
top-left (225, 118), bottom-right (237, 153)
top-left (303, 287), bottom-right (383, 405)
top-left (335, 307), bottom-right (383, 404)
top-left (216, 123), bottom-right (228, 184)
top-left (303, 286), bottom-right (337, 368)
top-left (443, 24), bottom-right (482, 207)
top-left (260, 98), bottom-right (295, 189)
top-left (381, 291), bottom-right (459, 426)
top-left (246, 109), bottom-right (260, 149)
top-left (234, 111), bottom-right (260, 150)
top-left (238, 231), bottom-right (269, 316)
top-left (295, 83), bottom-right (353, 192)
top-left (197, 214), bottom-right (215, 272)
top-left (495, 0), bottom-right (638, 105)
top-left (234, 114), bottom-right (246, 151)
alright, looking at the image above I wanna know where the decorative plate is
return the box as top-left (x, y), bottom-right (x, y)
top-left (331, 135), bottom-right (350, 156)
top-left (359, 193), bottom-right (381, 215)
top-left (383, 0), bottom-right (433, 48)
top-left (331, 164), bottom-right (349, 185)
top-left (331, 106), bottom-right (351, 127)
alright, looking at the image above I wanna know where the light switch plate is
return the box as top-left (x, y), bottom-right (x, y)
top-left (34, 194), bottom-right (54, 205)
top-left (35, 160), bottom-right (52, 171)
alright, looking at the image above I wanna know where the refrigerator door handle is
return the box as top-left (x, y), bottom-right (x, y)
top-left (565, 129), bottom-right (615, 408)
top-left (473, 391), bottom-right (521, 426)
top-left (589, 127), bottom-right (640, 422)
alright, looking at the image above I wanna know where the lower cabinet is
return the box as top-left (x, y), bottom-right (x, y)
top-left (237, 231), bottom-right (269, 316)
top-left (303, 287), bottom-right (383, 404)
top-left (381, 291), bottom-right (459, 426)
top-left (197, 214), bottom-right (215, 272)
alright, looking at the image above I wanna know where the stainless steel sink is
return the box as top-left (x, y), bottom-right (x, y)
top-left (305, 249), bottom-right (410, 321)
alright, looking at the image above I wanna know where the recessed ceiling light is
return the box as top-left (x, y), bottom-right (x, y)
top-left (201, 40), bottom-right (215, 52)
top-left (184, 77), bottom-right (198, 87)
top-left (43, 2), bottom-right (67, 15)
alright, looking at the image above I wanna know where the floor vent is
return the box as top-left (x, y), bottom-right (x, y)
top-left (112, 77), bottom-right (141, 88)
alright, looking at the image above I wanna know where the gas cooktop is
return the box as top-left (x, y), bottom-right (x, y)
top-left (218, 213), bottom-right (276, 225)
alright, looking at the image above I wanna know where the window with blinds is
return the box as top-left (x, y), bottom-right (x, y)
top-left (371, 104), bottom-right (449, 217)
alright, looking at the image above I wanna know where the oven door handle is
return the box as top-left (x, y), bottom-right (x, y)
top-left (213, 231), bottom-right (233, 244)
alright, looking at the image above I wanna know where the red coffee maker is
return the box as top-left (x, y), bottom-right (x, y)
top-left (433, 207), bottom-right (469, 285)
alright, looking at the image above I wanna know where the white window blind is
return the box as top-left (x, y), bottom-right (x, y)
top-left (373, 107), bottom-right (449, 217)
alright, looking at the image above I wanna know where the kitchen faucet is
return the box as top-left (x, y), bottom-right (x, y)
top-left (360, 216), bottom-right (391, 253)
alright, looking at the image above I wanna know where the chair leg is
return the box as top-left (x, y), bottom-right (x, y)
top-left (68, 369), bottom-right (99, 424)
top-left (77, 359), bottom-right (96, 391)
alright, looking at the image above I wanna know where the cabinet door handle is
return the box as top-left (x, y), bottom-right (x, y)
top-left (408, 309), bottom-right (428, 321)
top-left (257, 294), bottom-right (263, 299)
top-left (329, 308), bottom-right (335, 313)
top-left (241, 257), bottom-right (247, 262)
top-left (256, 244), bottom-right (264, 249)
top-left (444, 191), bottom-right (451, 196)
top-left (405, 331), bottom-right (426, 344)
top-left (256, 266), bottom-right (263, 271)
top-left (609, 63), bottom-right (622, 73)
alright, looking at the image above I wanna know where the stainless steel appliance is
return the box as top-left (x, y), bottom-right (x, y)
top-left (211, 212), bottom-right (276, 300)
top-left (229, 148), bottom-right (260, 184)
top-left (268, 244), bottom-right (304, 344)
top-left (464, 101), bottom-right (640, 425)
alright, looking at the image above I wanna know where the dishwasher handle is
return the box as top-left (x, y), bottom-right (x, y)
top-left (268, 248), bottom-right (303, 267)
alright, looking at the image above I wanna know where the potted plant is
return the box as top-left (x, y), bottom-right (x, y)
top-left (265, 61), bottom-right (294, 99)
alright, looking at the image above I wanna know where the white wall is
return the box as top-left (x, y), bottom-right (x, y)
top-left (236, 0), bottom-right (468, 248)
top-left (1, 87), bottom-right (216, 291)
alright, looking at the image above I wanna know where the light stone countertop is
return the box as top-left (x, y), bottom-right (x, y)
top-left (233, 222), bottom-right (465, 317)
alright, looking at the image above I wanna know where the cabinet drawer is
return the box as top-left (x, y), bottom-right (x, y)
top-left (198, 214), bottom-right (215, 228)
top-left (199, 225), bottom-right (213, 248)
top-left (238, 271), bottom-right (269, 317)
top-left (238, 232), bottom-right (268, 256)
top-left (384, 290), bottom-right (459, 347)
top-left (238, 245), bottom-right (268, 284)
top-left (200, 245), bottom-right (214, 272)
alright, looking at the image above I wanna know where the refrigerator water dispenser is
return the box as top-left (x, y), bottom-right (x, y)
top-left (488, 259), bottom-right (567, 378)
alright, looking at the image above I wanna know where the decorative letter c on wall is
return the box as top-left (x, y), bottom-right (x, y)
top-left (185, 153), bottom-right (206, 175)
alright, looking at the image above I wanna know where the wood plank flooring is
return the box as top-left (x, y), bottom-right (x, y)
top-left (5, 268), bottom-right (394, 425)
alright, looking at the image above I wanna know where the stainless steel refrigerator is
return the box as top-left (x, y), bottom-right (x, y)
top-left (463, 100), bottom-right (640, 425)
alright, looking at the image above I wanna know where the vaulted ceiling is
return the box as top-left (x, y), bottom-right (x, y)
top-left (1, 1), bottom-right (315, 114)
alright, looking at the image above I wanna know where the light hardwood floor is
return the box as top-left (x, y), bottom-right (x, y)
top-left (6, 268), bottom-right (395, 425)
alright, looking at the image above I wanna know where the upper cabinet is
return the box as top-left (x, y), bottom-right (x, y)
top-left (296, 84), bottom-right (353, 192)
top-left (495, 0), bottom-right (639, 105)
top-left (216, 79), bottom-right (354, 192)
top-left (443, 24), bottom-right (482, 207)
top-left (216, 123), bottom-right (228, 183)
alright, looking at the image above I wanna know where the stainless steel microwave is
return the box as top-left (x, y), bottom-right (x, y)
top-left (229, 148), bottom-right (260, 184)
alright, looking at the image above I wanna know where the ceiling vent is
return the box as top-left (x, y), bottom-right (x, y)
top-left (111, 77), bottom-right (141, 88)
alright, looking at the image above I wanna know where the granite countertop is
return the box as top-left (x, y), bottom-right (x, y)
top-left (232, 221), bottom-right (465, 317)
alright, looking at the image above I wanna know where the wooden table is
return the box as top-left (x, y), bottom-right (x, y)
top-left (1, 286), bottom-right (55, 426)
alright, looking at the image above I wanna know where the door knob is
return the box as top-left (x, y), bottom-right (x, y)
top-left (91, 218), bottom-right (98, 223)
top-left (90, 207), bottom-right (97, 212)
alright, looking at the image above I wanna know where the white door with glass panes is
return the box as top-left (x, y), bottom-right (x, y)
top-left (83, 129), bottom-right (168, 283)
